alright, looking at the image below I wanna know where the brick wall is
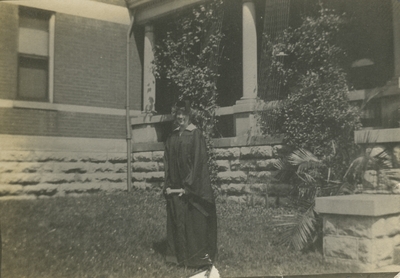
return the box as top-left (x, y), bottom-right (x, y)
top-left (0, 3), bottom-right (18, 100)
top-left (54, 13), bottom-right (142, 110)
top-left (0, 108), bottom-right (126, 139)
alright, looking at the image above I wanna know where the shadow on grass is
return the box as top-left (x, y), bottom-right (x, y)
top-left (152, 238), bottom-right (168, 257)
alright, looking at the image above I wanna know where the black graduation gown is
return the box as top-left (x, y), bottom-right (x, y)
top-left (163, 124), bottom-right (217, 267)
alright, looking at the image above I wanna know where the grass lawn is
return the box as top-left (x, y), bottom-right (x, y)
top-left (0, 191), bottom-right (358, 278)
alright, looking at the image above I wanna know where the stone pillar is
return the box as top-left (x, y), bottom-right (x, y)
top-left (316, 195), bottom-right (400, 271)
top-left (241, 0), bottom-right (258, 100)
top-left (233, 0), bottom-right (259, 137)
top-left (233, 0), bottom-right (258, 137)
top-left (143, 24), bottom-right (156, 113)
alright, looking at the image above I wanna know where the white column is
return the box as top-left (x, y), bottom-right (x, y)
top-left (143, 24), bottom-right (156, 112)
top-left (393, 0), bottom-right (400, 84)
top-left (242, 0), bottom-right (258, 100)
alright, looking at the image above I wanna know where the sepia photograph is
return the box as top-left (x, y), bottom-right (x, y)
top-left (0, 0), bottom-right (400, 277)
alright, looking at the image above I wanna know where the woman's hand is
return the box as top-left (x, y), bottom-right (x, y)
top-left (165, 188), bottom-right (185, 196)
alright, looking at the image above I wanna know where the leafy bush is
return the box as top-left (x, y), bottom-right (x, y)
top-left (262, 6), bottom-right (363, 251)
top-left (260, 7), bottom-right (362, 180)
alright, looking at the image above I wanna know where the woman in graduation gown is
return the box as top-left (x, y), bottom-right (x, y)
top-left (163, 100), bottom-right (217, 268)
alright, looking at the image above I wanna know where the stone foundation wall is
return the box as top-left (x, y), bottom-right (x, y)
top-left (0, 135), bottom-right (129, 199)
top-left (0, 135), bottom-right (290, 201)
top-left (132, 144), bottom-right (291, 204)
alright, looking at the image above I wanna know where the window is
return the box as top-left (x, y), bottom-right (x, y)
top-left (18, 7), bottom-right (51, 102)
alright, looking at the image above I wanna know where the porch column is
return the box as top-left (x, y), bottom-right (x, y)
top-left (131, 24), bottom-right (158, 143)
top-left (241, 0), bottom-right (258, 100)
top-left (233, 0), bottom-right (259, 137)
top-left (393, 0), bottom-right (400, 85)
top-left (143, 24), bottom-right (156, 113)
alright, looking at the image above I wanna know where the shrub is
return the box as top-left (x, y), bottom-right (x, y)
top-left (260, 7), bottom-right (361, 180)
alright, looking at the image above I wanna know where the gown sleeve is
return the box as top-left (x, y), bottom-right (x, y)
top-left (184, 129), bottom-right (214, 204)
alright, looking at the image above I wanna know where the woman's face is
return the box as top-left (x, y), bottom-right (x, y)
top-left (176, 109), bottom-right (190, 128)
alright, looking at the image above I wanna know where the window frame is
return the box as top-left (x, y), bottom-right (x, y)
top-left (17, 6), bottom-right (54, 103)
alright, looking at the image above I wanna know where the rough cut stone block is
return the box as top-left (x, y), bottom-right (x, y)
top-left (22, 184), bottom-right (58, 195)
top-left (152, 151), bottom-right (164, 162)
top-left (102, 183), bottom-right (127, 192)
top-left (384, 215), bottom-right (400, 237)
top-left (323, 216), bottom-right (337, 236)
top-left (133, 152), bottom-right (153, 162)
top-left (133, 182), bottom-right (153, 190)
top-left (230, 160), bottom-right (241, 171)
top-left (143, 171), bottom-right (164, 182)
top-left (41, 174), bottom-right (79, 184)
top-left (394, 234), bottom-right (400, 247)
top-left (107, 153), bottom-right (127, 164)
top-left (132, 173), bottom-right (146, 181)
top-left (217, 171), bottom-right (247, 184)
top-left (225, 184), bottom-right (245, 195)
top-left (114, 164), bottom-right (127, 173)
top-left (132, 162), bottom-right (158, 172)
top-left (90, 163), bottom-right (115, 173)
top-left (0, 151), bottom-right (35, 162)
top-left (249, 183), bottom-right (267, 193)
top-left (53, 163), bottom-right (88, 174)
top-left (216, 160), bottom-right (230, 172)
top-left (394, 246), bottom-right (400, 265)
top-left (239, 160), bottom-right (257, 171)
top-left (95, 174), bottom-right (126, 183)
top-left (371, 218), bottom-right (387, 238)
top-left (272, 145), bottom-right (285, 157)
top-left (158, 162), bottom-right (165, 171)
top-left (324, 236), bottom-right (358, 260)
top-left (37, 152), bottom-right (79, 162)
top-left (372, 237), bottom-right (393, 262)
top-left (336, 215), bottom-right (372, 238)
top-left (242, 184), bottom-right (252, 194)
top-left (80, 154), bottom-right (107, 163)
top-left (240, 146), bottom-right (273, 159)
top-left (226, 195), bottom-right (246, 204)
top-left (0, 184), bottom-right (23, 195)
top-left (1, 173), bottom-right (41, 185)
top-left (393, 145), bottom-right (400, 168)
top-left (0, 162), bottom-right (51, 174)
top-left (358, 239), bottom-right (375, 264)
top-left (0, 162), bottom-right (17, 173)
top-left (248, 171), bottom-right (275, 184)
top-left (214, 148), bottom-right (240, 159)
top-left (59, 183), bottom-right (102, 193)
top-left (256, 159), bottom-right (279, 170)
top-left (220, 184), bottom-right (228, 193)
top-left (35, 153), bottom-right (64, 162)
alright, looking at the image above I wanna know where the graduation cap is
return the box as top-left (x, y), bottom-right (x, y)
top-left (175, 100), bottom-right (191, 114)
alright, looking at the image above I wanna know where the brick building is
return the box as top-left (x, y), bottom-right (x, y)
top-left (0, 0), bottom-right (143, 196)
